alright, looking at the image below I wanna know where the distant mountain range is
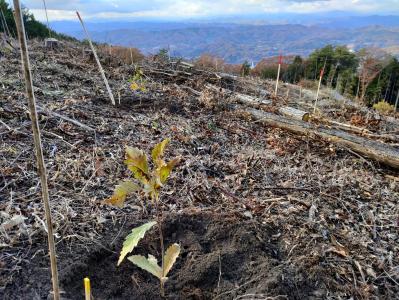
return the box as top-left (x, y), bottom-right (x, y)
top-left (51, 14), bottom-right (399, 64)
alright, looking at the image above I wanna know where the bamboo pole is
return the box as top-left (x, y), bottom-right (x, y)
top-left (84, 277), bottom-right (91, 300)
top-left (76, 11), bottom-right (115, 105)
top-left (0, 8), bottom-right (11, 37)
top-left (274, 63), bottom-right (281, 96)
top-left (12, 1), bottom-right (60, 299)
top-left (299, 85), bottom-right (302, 99)
top-left (130, 48), bottom-right (133, 65)
top-left (313, 58), bottom-right (327, 114)
top-left (42, 0), bottom-right (52, 38)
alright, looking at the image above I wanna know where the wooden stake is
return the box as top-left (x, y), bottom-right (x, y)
top-left (42, 0), bottom-right (52, 38)
top-left (395, 90), bottom-right (399, 111)
top-left (130, 48), bottom-right (133, 65)
top-left (0, 8), bottom-right (11, 37)
top-left (313, 58), bottom-right (327, 114)
top-left (299, 85), bottom-right (302, 99)
top-left (12, 1), bottom-right (60, 299)
top-left (84, 277), bottom-right (91, 300)
top-left (76, 11), bottom-right (115, 105)
top-left (274, 63), bottom-right (281, 96)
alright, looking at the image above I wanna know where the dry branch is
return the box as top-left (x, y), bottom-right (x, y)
top-left (37, 105), bottom-right (96, 132)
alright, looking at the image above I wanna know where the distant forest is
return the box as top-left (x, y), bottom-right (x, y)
top-left (0, 0), bottom-right (73, 40)
top-left (195, 45), bottom-right (399, 106)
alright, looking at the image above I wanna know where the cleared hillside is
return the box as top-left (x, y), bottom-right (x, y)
top-left (1, 39), bottom-right (398, 299)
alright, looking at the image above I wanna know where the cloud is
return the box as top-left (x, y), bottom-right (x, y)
top-left (20, 0), bottom-right (399, 21)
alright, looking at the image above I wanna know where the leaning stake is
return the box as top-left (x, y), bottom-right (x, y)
top-left (12, 1), bottom-right (60, 299)
top-left (76, 11), bottom-right (115, 105)
top-left (274, 53), bottom-right (282, 96)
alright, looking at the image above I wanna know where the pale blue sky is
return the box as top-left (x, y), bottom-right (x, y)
top-left (17, 0), bottom-right (399, 21)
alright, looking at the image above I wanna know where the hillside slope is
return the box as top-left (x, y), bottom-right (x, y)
top-left (1, 40), bottom-right (398, 299)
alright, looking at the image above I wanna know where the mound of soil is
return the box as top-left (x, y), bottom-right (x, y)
top-left (58, 213), bottom-right (319, 299)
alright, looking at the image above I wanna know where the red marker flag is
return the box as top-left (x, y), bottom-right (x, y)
top-left (278, 53), bottom-right (283, 65)
top-left (320, 68), bottom-right (324, 78)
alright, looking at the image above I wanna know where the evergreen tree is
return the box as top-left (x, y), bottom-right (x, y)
top-left (0, 0), bottom-right (75, 40)
top-left (241, 60), bottom-right (251, 76)
top-left (284, 56), bottom-right (304, 83)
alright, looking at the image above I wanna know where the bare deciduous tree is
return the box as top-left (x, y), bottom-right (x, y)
top-left (357, 48), bottom-right (390, 103)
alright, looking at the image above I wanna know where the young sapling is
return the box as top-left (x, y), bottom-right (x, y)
top-left (104, 138), bottom-right (180, 296)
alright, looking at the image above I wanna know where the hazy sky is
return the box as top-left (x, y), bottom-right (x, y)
top-left (16, 0), bottom-right (399, 21)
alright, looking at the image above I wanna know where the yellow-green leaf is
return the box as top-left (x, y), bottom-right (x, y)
top-left (125, 146), bottom-right (149, 182)
top-left (151, 139), bottom-right (170, 167)
top-left (143, 180), bottom-right (160, 201)
top-left (118, 221), bottom-right (156, 266)
top-left (103, 180), bottom-right (140, 208)
top-left (163, 243), bottom-right (180, 278)
top-left (128, 254), bottom-right (162, 279)
top-left (159, 157), bottom-right (180, 183)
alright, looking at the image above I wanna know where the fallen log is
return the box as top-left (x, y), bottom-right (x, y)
top-left (244, 107), bottom-right (399, 169)
top-left (206, 84), bottom-right (272, 105)
top-left (279, 106), bottom-right (309, 122)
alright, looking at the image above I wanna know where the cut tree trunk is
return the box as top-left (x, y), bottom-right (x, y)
top-left (278, 106), bottom-right (310, 122)
top-left (244, 107), bottom-right (399, 169)
top-left (206, 84), bottom-right (271, 105)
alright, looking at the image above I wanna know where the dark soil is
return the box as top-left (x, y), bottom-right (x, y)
top-left (3, 213), bottom-right (323, 300)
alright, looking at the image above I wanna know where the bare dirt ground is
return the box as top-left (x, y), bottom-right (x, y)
top-left (0, 40), bottom-right (398, 299)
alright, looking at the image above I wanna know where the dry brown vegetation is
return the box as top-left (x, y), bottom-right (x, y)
top-left (0, 40), bottom-right (398, 299)
top-left (97, 44), bottom-right (145, 65)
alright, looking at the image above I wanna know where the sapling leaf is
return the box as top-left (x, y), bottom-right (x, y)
top-left (128, 254), bottom-right (162, 279)
top-left (163, 243), bottom-right (180, 278)
top-left (103, 180), bottom-right (140, 208)
top-left (159, 158), bottom-right (180, 183)
top-left (152, 138), bottom-right (170, 167)
top-left (130, 82), bottom-right (139, 91)
top-left (125, 146), bottom-right (149, 183)
top-left (143, 179), bottom-right (160, 201)
top-left (118, 221), bottom-right (157, 266)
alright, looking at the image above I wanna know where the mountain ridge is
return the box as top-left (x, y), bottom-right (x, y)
top-left (50, 15), bottom-right (399, 64)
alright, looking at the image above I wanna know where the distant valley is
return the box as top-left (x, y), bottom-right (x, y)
top-left (52, 15), bottom-right (399, 64)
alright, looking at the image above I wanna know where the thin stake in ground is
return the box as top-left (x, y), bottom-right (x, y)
top-left (12, 0), bottom-right (60, 299)
top-left (313, 57), bottom-right (327, 114)
top-left (76, 11), bottom-right (115, 105)
top-left (41, 0), bottom-right (52, 38)
top-left (0, 8), bottom-right (11, 37)
top-left (274, 53), bottom-right (282, 96)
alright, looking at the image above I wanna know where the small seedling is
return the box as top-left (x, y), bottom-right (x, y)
top-left (104, 139), bottom-right (180, 296)
top-left (129, 68), bottom-right (147, 92)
